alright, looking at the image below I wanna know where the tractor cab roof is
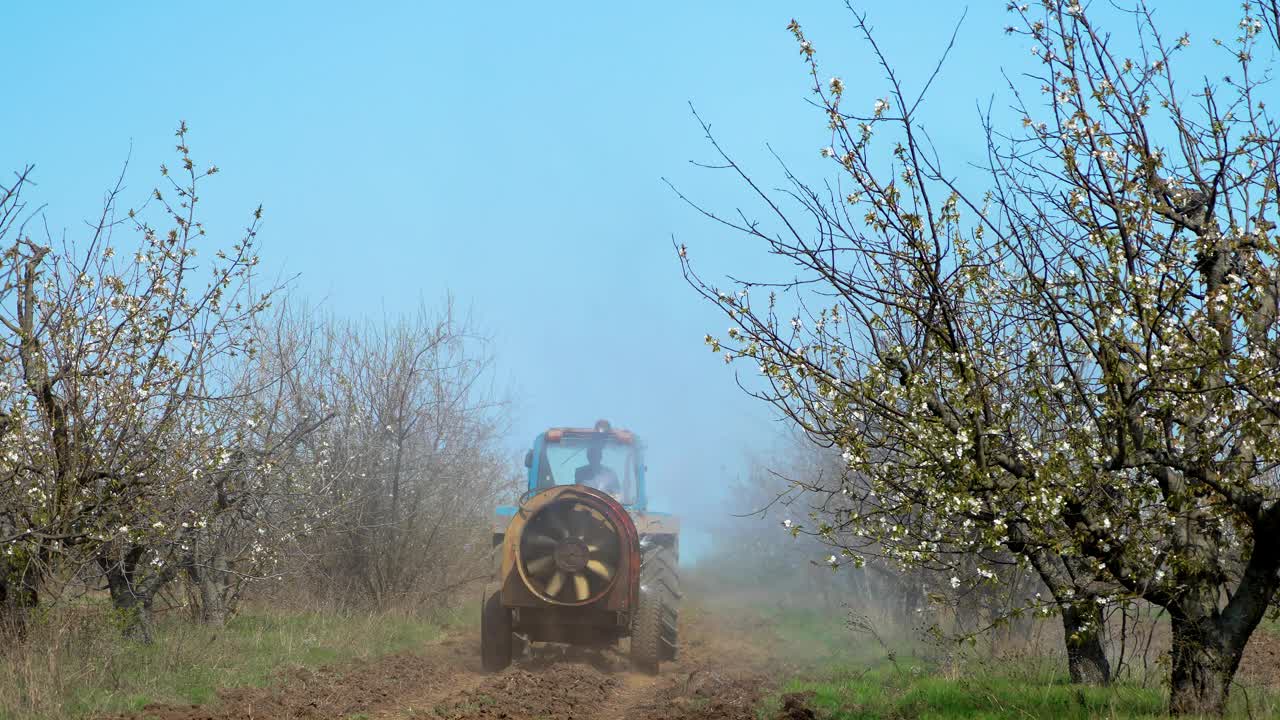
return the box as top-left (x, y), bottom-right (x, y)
top-left (543, 419), bottom-right (638, 445)
top-left (523, 419), bottom-right (650, 512)
top-left (544, 427), bottom-right (636, 444)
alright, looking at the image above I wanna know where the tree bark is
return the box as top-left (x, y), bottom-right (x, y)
top-left (0, 553), bottom-right (40, 632)
top-left (1161, 502), bottom-right (1280, 715)
top-left (1014, 533), bottom-right (1112, 686)
top-left (101, 547), bottom-right (155, 643)
top-left (100, 544), bottom-right (175, 644)
top-left (1168, 612), bottom-right (1240, 716)
top-left (1061, 600), bottom-right (1112, 686)
top-left (196, 551), bottom-right (229, 628)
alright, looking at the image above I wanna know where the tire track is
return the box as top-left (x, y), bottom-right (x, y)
top-left (108, 594), bottom-right (787, 720)
top-left (420, 599), bottom-right (779, 720)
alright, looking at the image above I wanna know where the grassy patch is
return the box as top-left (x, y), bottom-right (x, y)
top-left (756, 605), bottom-right (1279, 719)
top-left (774, 663), bottom-right (1172, 720)
top-left (737, 604), bottom-right (885, 669)
top-left (1262, 613), bottom-right (1280, 637)
top-left (1, 604), bottom-right (460, 720)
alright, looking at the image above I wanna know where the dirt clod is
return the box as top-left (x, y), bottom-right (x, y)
top-left (435, 664), bottom-right (617, 719)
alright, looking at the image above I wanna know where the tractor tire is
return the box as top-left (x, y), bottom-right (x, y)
top-left (480, 591), bottom-right (513, 672)
top-left (633, 543), bottom-right (679, 672)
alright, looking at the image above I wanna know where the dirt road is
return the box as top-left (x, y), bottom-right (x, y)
top-left (98, 592), bottom-right (1280, 720)
top-left (112, 598), bottom-right (792, 720)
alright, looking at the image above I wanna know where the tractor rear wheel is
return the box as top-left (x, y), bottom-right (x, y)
top-left (480, 591), bottom-right (513, 672)
top-left (632, 543), bottom-right (679, 672)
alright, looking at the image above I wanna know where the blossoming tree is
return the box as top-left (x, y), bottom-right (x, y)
top-left (0, 124), bottom-right (277, 639)
top-left (678, 2), bottom-right (1280, 714)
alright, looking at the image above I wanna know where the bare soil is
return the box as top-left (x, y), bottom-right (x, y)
top-left (1239, 624), bottom-right (1280, 691)
top-left (108, 599), bottom-right (792, 720)
top-left (103, 601), bottom-right (1280, 720)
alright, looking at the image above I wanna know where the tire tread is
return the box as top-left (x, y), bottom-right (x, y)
top-left (480, 591), bottom-right (513, 672)
top-left (635, 543), bottom-right (679, 664)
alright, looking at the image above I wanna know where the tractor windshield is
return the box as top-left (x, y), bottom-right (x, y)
top-left (539, 439), bottom-right (637, 505)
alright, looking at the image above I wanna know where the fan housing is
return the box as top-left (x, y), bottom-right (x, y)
top-left (517, 496), bottom-right (621, 605)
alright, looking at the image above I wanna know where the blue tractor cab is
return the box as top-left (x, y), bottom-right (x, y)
top-left (522, 419), bottom-right (648, 511)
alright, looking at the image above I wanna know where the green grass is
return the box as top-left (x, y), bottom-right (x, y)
top-left (1262, 613), bottom-right (1280, 636)
top-left (1, 604), bottom-right (463, 720)
top-left (773, 662), bottom-right (1172, 720)
top-left (766, 608), bottom-right (849, 657)
top-left (754, 605), bottom-right (1279, 720)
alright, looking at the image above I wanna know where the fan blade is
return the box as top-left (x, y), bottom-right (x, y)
top-left (525, 534), bottom-right (558, 550)
top-left (567, 507), bottom-right (585, 539)
top-left (544, 505), bottom-right (570, 538)
top-left (580, 522), bottom-right (603, 542)
top-left (586, 535), bottom-right (618, 556)
top-left (526, 553), bottom-right (556, 576)
top-left (545, 570), bottom-right (565, 597)
top-left (585, 559), bottom-right (613, 581)
top-left (573, 572), bottom-right (590, 601)
top-left (586, 540), bottom-right (615, 555)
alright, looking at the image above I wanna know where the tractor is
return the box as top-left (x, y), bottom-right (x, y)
top-left (481, 420), bottom-right (680, 673)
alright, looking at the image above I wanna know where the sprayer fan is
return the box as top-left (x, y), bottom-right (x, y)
top-left (520, 499), bottom-right (620, 603)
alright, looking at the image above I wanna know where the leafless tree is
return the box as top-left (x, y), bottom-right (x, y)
top-left (289, 302), bottom-right (513, 610)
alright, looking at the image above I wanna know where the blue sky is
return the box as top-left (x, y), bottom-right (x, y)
top-left (1, 1), bottom-right (1244, 546)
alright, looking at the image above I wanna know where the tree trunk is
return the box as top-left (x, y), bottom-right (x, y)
top-left (1061, 600), bottom-right (1111, 686)
top-left (196, 551), bottom-right (229, 628)
top-left (1014, 535), bottom-right (1112, 686)
top-left (1168, 612), bottom-right (1241, 716)
top-left (0, 517), bottom-right (44, 633)
top-left (0, 555), bottom-right (40, 633)
top-left (104, 571), bottom-right (154, 642)
top-left (100, 546), bottom-right (157, 643)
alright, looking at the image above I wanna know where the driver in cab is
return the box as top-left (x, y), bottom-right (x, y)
top-left (575, 446), bottom-right (620, 496)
